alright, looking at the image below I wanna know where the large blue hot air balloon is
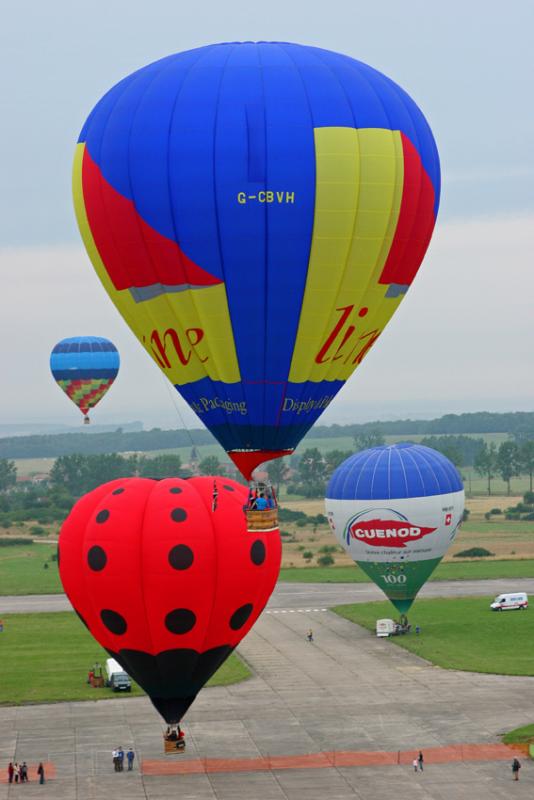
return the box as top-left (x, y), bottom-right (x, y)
top-left (50, 336), bottom-right (120, 423)
top-left (73, 42), bottom-right (440, 477)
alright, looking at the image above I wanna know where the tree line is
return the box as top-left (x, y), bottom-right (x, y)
top-left (4, 410), bottom-right (534, 459)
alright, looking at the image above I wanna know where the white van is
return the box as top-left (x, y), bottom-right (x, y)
top-left (376, 619), bottom-right (396, 637)
top-left (490, 592), bottom-right (528, 611)
top-left (105, 658), bottom-right (132, 691)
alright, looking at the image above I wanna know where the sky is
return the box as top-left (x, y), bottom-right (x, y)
top-left (1, 1), bottom-right (533, 429)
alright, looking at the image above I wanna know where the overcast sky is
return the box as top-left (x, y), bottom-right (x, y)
top-left (1, 1), bottom-right (533, 428)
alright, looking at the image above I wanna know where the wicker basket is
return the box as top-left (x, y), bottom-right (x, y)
top-left (245, 509), bottom-right (278, 531)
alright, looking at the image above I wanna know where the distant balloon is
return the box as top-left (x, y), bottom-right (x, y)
top-left (325, 443), bottom-right (464, 613)
top-left (58, 476), bottom-right (281, 723)
top-left (50, 336), bottom-right (119, 423)
top-left (73, 41), bottom-right (440, 478)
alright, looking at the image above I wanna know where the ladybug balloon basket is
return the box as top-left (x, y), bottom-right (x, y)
top-left (163, 725), bottom-right (186, 755)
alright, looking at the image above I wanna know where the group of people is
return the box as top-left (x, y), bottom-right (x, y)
top-left (112, 747), bottom-right (135, 772)
top-left (246, 483), bottom-right (277, 511)
top-left (7, 761), bottom-right (45, 784)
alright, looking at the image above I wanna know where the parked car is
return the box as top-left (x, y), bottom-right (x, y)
top-left (490, 592), bottom-right (528, 611)
top-left (105, 658), bottom-right (132, 691)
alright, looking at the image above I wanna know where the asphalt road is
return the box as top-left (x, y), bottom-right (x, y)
top-left (2, 577), bottom-right (534, 614)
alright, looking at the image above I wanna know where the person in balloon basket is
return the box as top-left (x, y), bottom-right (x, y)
top-left (512, 758), bottom-right (521, 780)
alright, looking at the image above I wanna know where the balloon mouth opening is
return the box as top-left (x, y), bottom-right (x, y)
top-left (229, 449), bottom-right (293, 480)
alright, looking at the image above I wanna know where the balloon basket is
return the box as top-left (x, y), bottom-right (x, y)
top-left (163, 737), bottom-right (186, 755)
top-left (245, 509), bottom-right (278, 532)
top-left (83, 415), bottom-right (90, 425)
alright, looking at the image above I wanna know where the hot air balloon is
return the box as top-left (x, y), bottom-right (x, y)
top-left (73, 42), bottom-right (440, 478)
top-left (50, 336), bottom-right (119, 423)
top-left (58, 476), bottom-right (281, 731)
top-left (325, 443), bottom-right (464, 615)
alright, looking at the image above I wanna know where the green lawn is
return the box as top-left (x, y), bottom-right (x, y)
top-left (279, 559), bottom-right (534, 583)
top-left (0, 612), bottom-right (250, 705)
top-left (332, 597), bottom-right (534, 675)
top-left (503, 724), bottom-right (534, 744)
top-left (0, 543), bottom-right (60, 594)
top-left (3, 543), bottom-right (534, 595)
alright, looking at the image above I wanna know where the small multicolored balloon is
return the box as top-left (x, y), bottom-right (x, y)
top-left (325, 443), bottom-right (464, 614)
top-left (58, 476), bottom-right (281, 723)
top-left (50, 336), bottom-right (119, 423)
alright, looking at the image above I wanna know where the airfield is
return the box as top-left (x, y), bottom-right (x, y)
top-left (1, 581), bottom-right (533, 799)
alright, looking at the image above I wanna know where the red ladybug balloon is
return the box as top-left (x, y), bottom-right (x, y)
top-left (58, 476), bottom-right (281, 723)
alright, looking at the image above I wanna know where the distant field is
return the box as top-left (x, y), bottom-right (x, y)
top-left (0, 612), bottom-right (250, 706)
top-left (332, 597), bottom-right (534, 675)
top-left (0, 543), bottom-right (60, 594)
top-left (279, 559), bottom-right (534, 583)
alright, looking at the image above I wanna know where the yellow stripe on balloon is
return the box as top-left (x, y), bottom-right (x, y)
top-left (73, 144), bottom-right (240, 386)
top-left (289, 128), bottom-right (404, 384)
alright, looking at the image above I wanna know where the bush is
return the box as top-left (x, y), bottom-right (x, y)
top-left (297, 545), bottom-right (305, 551)
top-left (296, 519), bottom-right (307, 528)
top-left (318, 545), bottom-right (337, 554)
top-left (302, 550), bottom-right (313, 561)
top-left (490, 508), bottom-right (502, 515)
top-left (30, 526), bottom-right (46, 536)
top-left (505, 512), bottom-right (521, 521)
top-left (454, 547), bottom-right (494, 558)
top-left (313, 513), bottom-right (327, 524)
top-left (524, 491), bottom-right (534, 505)
top-left (0, 537), bottom-right (33, 546)
top-left (462, 509), bottom-right (470, 521)
top-left (484, 512), bottom-right (491, 520)
top-left (279, 530), bottom-right (292, 538)
top-left (316, 554), bottom-right (334, 567)
top-left (522, 512), bottom-right (534, 521)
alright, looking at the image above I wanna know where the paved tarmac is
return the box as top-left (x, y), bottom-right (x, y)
top-left (3, 576), bottom-right (534, 614)
top-left (1, 598), bottom-right (533, 798)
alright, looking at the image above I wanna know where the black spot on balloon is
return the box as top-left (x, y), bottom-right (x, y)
top-left (165, 608), bottom-right (196, 634)
top-left (223, 484), bottom-right (234, 492)
top-left (112, 487), bottom-right (124, 495)
top-left (96, 509), bottom-right (110, 524)
top-left (101, 609), bottom-right (127, 635)
top-left (250, 540), bottom-right (266, 566)
top-left (169, 487), bottom-right (182, 495)
top-left (170, 508), bottom-right (187, 523)
top-left (168, 545), bottom-right (194, 571)
top-left (75, 609), bottom-right (89, 630)
top-left (88, 545), bottom-right (107, 571)
top-left (230, 603), bottom-right (253, 631)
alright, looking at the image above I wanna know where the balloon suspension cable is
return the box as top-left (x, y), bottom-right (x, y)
top-left (159, 372), bottom-right (198, 451)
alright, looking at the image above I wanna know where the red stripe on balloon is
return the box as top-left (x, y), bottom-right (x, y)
top-left (378, 133), bottom-right (436, 288)
top-left (81, 146), bottom-right (222, 292)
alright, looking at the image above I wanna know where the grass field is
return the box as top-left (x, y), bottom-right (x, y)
top-left (503, 724), bottom-right (534, 744)
top-left (0, 612), bottom-right (250, 706)
top-left (0, 543), bottom-right (60, 594)
top-left (279, 559), bottom-right (534, 583)
top-left (332, 597), bottom-right (534, 675)
top-left (3, 542), bottom-right (534, 595)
